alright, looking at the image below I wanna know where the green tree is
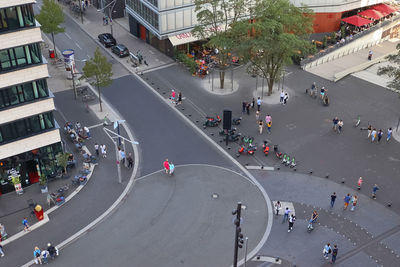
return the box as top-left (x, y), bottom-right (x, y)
top-left (82, 48), bottom-right (113, 112)
top-left (232, 0), bottom-right (314, 96)
top-left (377, 43), bottom-right (400, 92)
top-left (56, 152), bottom-right (70, 174)
top-left (35, 0), bottom-right (65, 57)
top-left (193, 0), bottom-right (248, 88)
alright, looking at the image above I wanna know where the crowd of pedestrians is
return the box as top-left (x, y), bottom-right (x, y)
top-left (367, 125), bottom-right (392, 143)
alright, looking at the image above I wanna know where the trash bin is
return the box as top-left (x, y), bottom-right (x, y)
top-left (49, 48), bottom-right (55, 59)
top-left (34, 204), bottom-right (44, 221)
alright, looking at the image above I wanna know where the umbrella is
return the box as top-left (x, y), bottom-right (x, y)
top-left (372, 3), bottom-right (398, 16)
top-left (342, 15), bottom-right (373, 27)
top-left (358, 9), bottom-right (384, 20)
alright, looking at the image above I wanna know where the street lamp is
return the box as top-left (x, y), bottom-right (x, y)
top-left (70, 59), bottom-right (87, 100)
top-left (232, 202), bottom-right (244, 267)
top-left (97, 0), bottom-right (117, 36)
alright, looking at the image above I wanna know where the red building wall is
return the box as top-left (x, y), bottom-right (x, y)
top-left (313, 12), bottom-right (343, 33)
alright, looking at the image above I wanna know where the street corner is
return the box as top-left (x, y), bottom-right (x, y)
top-left (124, 164), bottom-right (269, 267)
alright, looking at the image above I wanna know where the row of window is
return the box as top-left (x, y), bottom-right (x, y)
top-left (0, 4), bottom-right (35, 32)
top-left (127, 0), bottom-right (159, 29)
top-left (0, 112), bottom-right (55, 144)
top-left (0, 43), bottom-right (42, 72)
top-left (0, 79), bottom-right (49, 109)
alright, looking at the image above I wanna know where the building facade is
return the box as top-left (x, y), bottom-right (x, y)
top-left (125, 0), bottom-right (389, 53)
top-left (0, 0), bottom-right (62, 195)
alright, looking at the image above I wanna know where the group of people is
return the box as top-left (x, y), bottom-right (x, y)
top-left (94, 143), bottom-right (107, 158)
top-left (323, 243), bottom-right (339, 263)
top-left (332, 117), bottom-right (344, 133)
top-left (163, 159), bottom-right (175, 176)
top-left (367, 125), bottom-right (392, 143)
top-left (279, 90), bottom-right (289, 105)
top-left (33, 244), bottom-right (58, 264)
top-left (170, 90), bottom-right (183, 105)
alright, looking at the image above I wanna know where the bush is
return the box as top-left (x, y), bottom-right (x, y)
top-left (177, 52), bottom-right (197, 74)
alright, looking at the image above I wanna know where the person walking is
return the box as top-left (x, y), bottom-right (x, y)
top-left (279, 90), bottom-right (284, 104)
top-left (368, 50), bottom-right (373, 60)
top-left (343, 194), bottom-right (351, 210)
top-left (337, 119), bottom-right (344, 133)
top-left (242, 102), bottom-right (247, 113)
top-left (33, 246), bottom-right (42, 264)
top-left (367, 125), bottom-right (372, 139)
top-left (323, 243), bottom-right (332, 259)
top-left (283, 92), bottom-right (289, 105)
top-left (163, 159), bottom-right (170, 174)
top-left (387, 128), bottom-right (392, 142)
top-left (265, 114), bottom-right (272, 133)
top-left (258, 120), bottom-right (263, 134)
top-left (251, 98), bottom-right (255, 109)
top-left (127, 153), bottom-right (133, 168)
top-left (331, 245), bottom-right (338, 263)
top-left (0, 223), bottom-right (7, 241)
top-left (177, 92), bottom-right (182, 105)
top-left (255, 110), bottom-right (260, 121)
top-left (0, 242), bottom-right (4, 257)
top-left (332, 117), bottom-right (339, 132)
top-left (377, 129), bottom-right (383, 143)
top-left (371, 128), bottom-right (377, 143)
top-left (357, 177), bottom-right (363, 190)
top-left (94, 143), bottom-right (99, 157)
top-left (257, 97), bottom-right (261, 111)
top-left (288, 214), bottom-right (295, 232)
top-left (246, 103), bottom-right (251, 115)
top-left (267, 120), bottom-right (272, 134)
top-left (22, 217), bottom-right (30, 232)
top-left (351, 195), bottom-right (358, 211)
top-left (171, 90), bottom-right (176, 102)
top-left (330, 192), bottom-right (337, 208)
top-left (282, 207), bottom-right (290, 223)
top-left (100, 144), bottom-right (107, 158)
top-left (84, 126), bottom-right (90, 138)
top-left (274, 201), bottom-right (281, 216)
top-left (372, 184), bottom-right (379, 199)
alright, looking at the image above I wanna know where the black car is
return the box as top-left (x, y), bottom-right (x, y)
top-left (98, 33), bottom-right (116, 47)
top-left (111, 44), bottom-right (129, 58)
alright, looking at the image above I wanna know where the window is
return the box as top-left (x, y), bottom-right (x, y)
top-left (127, 0), bottom-right (159, 29)
top-left (0, 43), bottom-right (42, 71)
top-left (0, 4), bottom-right (35, 32)
top-left (0, 79), bottom-right (49, 109)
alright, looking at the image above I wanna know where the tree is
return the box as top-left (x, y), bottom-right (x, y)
top-left (35, 0), bottom-right (65, 57)
top-left (377, 43), bottom-right (400, 93)
top-left (193, 0), bottom-right (248, 88)
top-left (56, 152), bottom-right (70, 174)
top-left (232, 0), bottom-right (314, 96)
top-left (81, 48), bottom-right (113, 112)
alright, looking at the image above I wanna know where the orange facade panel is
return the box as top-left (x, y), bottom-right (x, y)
top-left (312, 12), bottom-right (343, 33)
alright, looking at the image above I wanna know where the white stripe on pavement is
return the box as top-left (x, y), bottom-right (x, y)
top-left (245, 165), bottom-right (274, 170)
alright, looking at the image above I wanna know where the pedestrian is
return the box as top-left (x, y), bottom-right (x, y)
top-left (127, 153), bottom-right (133, 168)
top-left (169, 161), bottom-right (175, 175)
top-left (279, 90), bottom-right (284, 104)
top-left (251, 98), bottom-right (255, 109)
top-left (371, 128), bottom-right (377, 142)
top-left (330, 192), bottom-right (337, 208)
top-left (171, 89), bottom-right (176, 102)
top-left (372, 184), bottom-right (379, 199)
top-left (177, 92), bottom-right (182, 105)
top-left (343, 194), bottom-right (351, 210)
top-left (94, 143), bottom-right (99, 157)
top-left (387, 128), bottom-right (392, 142)
top-left (246, 103), bottom-right (250, 115)
top-left (75, 121), bottom-right (81, 131)
top-left (0, 242), bottom-right (4, 257)
top-left (0, 223), bottom-right (7, 241)
top-left (84, 126), bottom-right (90, 138)
top-left (368, 50), bottom-right (373, 60)
top-left (242, 102), bottom-right (246, 113)
top-left (257, 97), bottom-right (261, 111)
top-left (377, 129), bottom-right (383, 143)
top-left (258, 120), bottom-right (263, 134)
top-left (283, 92), bottom-right (289, 105)
top-left (357, 176), bottom-right (363, 190)
top-left (288, 214), bottom-right (295, 232)
top-left (351, 195), bottom-right (358, 211)
top-left (282, 207), bottom-right (290, 223)
top-left (22, 217), bottom-right (30, 231)
top-left (47, 243), bottom-right (58, 259)
top-left (367, 125), bottom-right (372, 138)
top-left (41, 249), bottom-right (50, 264)
top-left (331, 244), bottom-right (338, 263)
top-left (323, 243), bottom-right (332, 260)
top-left (33, 246), bottom-right (41, 264)
top-left (255, 110), bottom-right (260, 121)
top-left (267, 120), bottom-right (272, 134)
top-left (274, 201), bottom-right (281, 215)
top-left (100, 144), bottom-right (107, 158)
top-left (85, 0), bottom-right (88, 7)
top-left (163, 159), bottom-right (170, 174)
top-left (337, 119), bottom-right (343, 133)
top-left (119, 149), bottom-right (126, 165)
top-left (332, 117), bottom-right (339, 132)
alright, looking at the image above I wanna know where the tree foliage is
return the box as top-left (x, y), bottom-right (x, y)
top-left (232, 0), bottom-right (314, 95)
top-left (377, 43), bottom-right (400, 92)
top-left (56, 152), bottom-right (70, 174)
top-left (193, 0), bottom-right (249, 88)
top-left (36, 0), bottom-right (65, 56)
top-left (82, 48), bottom-right (113, 112)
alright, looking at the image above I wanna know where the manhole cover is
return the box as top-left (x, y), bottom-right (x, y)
top-left (212, 193), bottom-right (219, 199)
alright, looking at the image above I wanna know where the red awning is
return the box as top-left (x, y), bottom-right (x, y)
top-left (358, 9), bottom-right (384, 20)
top-left (372, 4), bottom-right (398, 16)
top-left (342, 15), bottom-right (373, 27)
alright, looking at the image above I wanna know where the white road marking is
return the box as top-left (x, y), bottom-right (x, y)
top-left (246, 165), bottom-right (274, 170)
top-left (87, 123), bottom-right (105, 129)
top-left (75, 42), bottom-right (82, 50)
top-left (65, 33), bottom-right (72, 39)
top-left (251, 256), bottom-right (282, 264)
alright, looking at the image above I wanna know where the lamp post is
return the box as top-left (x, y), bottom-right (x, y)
top-left (70, 59), bottom-right (87, 100)
top-left (232, 202), bottom-right (244, 267)
top-left (97, 0), bottom-right (117, 36)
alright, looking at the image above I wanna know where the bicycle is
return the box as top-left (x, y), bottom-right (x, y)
top-left (354, 115), bottom-right (361, 127)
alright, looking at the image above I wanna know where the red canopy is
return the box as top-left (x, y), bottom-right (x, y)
top-left (372, 4), bottom-right (398, 16)
top-left (358, 9), bottom-right (384, 20)
top-left (342, 15), bottom-right (373, 27)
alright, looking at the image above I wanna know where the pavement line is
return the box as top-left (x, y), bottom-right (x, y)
top-left (132, 72), bottom-right (273, 267)
top-left (245, 166), bottom-right (274, 171)
top-left (64, 32), bottom-right (72, 39)
top-left (75, 42), bottom-right (82, 50)
top-left (140, 62), bottom-right (177, 74)
top-left (87, 122), bottom-right (105, 129)
top-left (251, 256), bottom-right (282, 264)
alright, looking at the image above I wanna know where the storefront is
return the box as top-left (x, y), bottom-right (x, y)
top-left (0, 142), bottom-right (62, 195)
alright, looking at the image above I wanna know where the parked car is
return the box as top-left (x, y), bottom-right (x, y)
top-left (111, 44), bottom-right (129, 58)
top-left (98, 33), bottom-right (116, 47)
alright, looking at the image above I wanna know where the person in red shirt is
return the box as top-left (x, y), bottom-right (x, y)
top-left (163, 159), bottom-right (170, 174)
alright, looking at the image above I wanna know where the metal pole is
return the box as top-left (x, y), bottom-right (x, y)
top-left (79, 0), bottom-right (84, 24)
top-left (255, 76), bottom-right (258, 93)
top-left (231, 68), bottom-right (233, 91)
top-left (282, 71), bottom-right (285, 91)
top-left (397, 117), bottom-right (400, 131)
top-left (233, 202), bottom-right (242, 267)
top-left (211, 70), bottom-right (214, 91)
top-left (261, 77), bottom-right (264, 98)
top-left (117, 122), bottom-right (121, 146)
top-left (244, 237), bottom-right (248, 267)
top-left (115, 140), bottom-right (122, 183)
top-left (71, 68), bottom-right (77, 100)
top-left (109, 7), bottom-right (113, 36)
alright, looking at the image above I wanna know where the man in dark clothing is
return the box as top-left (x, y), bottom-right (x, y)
top-left (331, 245), bottom-right (338, 263)
top-left (330, 192), bottom-right (337, 208)
top-left (127, 153), bottom-right (133, 168)
top-left (47, 243), bottom-right (58, 259)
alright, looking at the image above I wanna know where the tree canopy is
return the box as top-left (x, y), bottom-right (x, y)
top-left (377, 43), bottom-right (400, 92)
